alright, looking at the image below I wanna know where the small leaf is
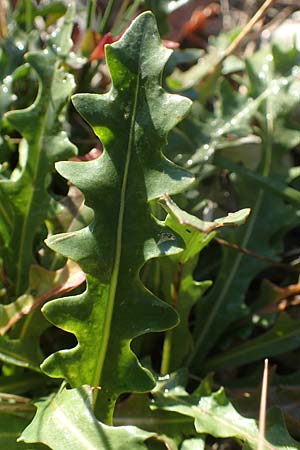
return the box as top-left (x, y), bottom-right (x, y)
top-left (162, 194), bottom-right (250, 234)
top-left (153, 382), bottom-right (300, 450)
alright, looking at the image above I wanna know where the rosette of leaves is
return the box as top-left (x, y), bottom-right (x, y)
top-left (41, 11), bottom-right (194, 424)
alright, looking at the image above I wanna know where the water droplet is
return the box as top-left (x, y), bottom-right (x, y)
top-left (16, 42), bottom-right (24, 51)
top-left (203, 144), bottom-right (209, 150)
top-left (271, 84), bottom-right (280, 95)
top-left (292, 66), bottom-right (300, 77)
top-left (164, 389), bottom-right (169, 394)
top-left (266, 54), bottom-right (273, 62)
top-left (3, 75), bottom-right (12, 84)
top-left (187, 159), bottom-right (193, 166)
top-left (159, 374), bottom-right (170, 381)
top-left (261, 29), bottom-right (270, 40)
top-left (262, 63), bottom-right (269, 72)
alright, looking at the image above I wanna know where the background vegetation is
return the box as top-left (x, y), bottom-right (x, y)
top-left (1, 0), bottom-right (300, 448)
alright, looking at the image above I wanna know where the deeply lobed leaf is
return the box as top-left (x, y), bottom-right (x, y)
top-left (0, 6), bottom-right (77, 296)
top-left (41, 12), bottom-right (194, 421)
top-left (153, 377), bottom-right (300, 450)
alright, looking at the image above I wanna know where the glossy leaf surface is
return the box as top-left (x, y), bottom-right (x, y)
top-left (41, 12), bottom-right (193, 421)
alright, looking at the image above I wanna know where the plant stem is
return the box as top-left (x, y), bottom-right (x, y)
top-left (95, 391), bottom-right (116, 425)
top-left (258, 359), bottom-right (269, 450)
top-left (98, 0), bottom-right (118, 35)
top-left (86, 0), bottom-right (97, 29)
top-left (0, 0), bottom-right (8, 39)
top-left (213, 237), bottom-right (300, 274)
top-left (160, 263), bottom-right (183, 374)
top-left (25, 0), bottom-right (32, 33)
top-left (220, 0), bottom-right (276, 64)
top-left (111, 0), bottom-right (143, 35)
top-left (111, 0), bottom-right (130, 34)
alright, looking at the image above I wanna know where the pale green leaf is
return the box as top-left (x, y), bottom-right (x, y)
top-left (163, 194), bottom-right (250, 235)
top-left (180, 437), bottom-right (205, 450)
top-left (154, 383), bottom-right (300, 450)
top-left (20, 387), bottom-right (153, 450)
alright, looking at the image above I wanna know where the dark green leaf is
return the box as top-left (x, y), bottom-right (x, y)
top-left (41, 12), bottom-right (193, 421)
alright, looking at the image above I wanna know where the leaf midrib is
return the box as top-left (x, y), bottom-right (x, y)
top-left (92, 73), bottom-right (141, 387)
top-left (162, 394), bottom-right (277, 450)
top-left (52, 399), bottom-right (99, 450)
top-left (15, 57), bottom-right (57, 296)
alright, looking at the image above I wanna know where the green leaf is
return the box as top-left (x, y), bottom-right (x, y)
top-left (180, 78), bottom-right (264, 166)
top-left (0, 372), bottom-right (47, 395)
top-left (0, 309), bottom-right (47, 370)
top-left (41, 11), bottom-right (193, 422)
top-left (0, 261), bottom-right (84, 334)
top-left (180, 437), bottom-right (205, 450)
top-left (214, 154), bottom-right (300, 207)
top-left (153, 382), bottom-right (300, 450)
top-left (188, 50), bottom-right (300, 371)
top-left (0, 6), bottom-right (77, 296)
top-left (0, 260), bottom-right (83, 371)
top-left (20, 387), bottom-right (153, 450)
top-left (204, 313), bottom-right (300, 372)
top-left (115, 393), bottom-right (195, 450)
top-left (157, 196), bottom-right (249, 373)
top-left (163, 194), bottom-right (250, 235)
top-left (0, 412), bottom-right (47, 450)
